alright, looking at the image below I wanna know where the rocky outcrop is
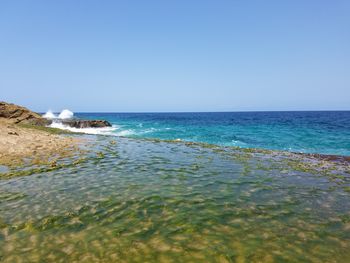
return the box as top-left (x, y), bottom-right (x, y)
top-left (0, 102), bottom-right (51, 126)
top-left (61, 119), bottom-right (112, 128)
top-left (0, 102), bottom-right (112, 129)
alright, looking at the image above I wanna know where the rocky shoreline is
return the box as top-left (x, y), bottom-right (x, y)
top-left (0, 102), bottom-right (82, 166)
top-left (0, 102), bottom-right (51, 126)
top-left (0, 102), bottom-right (112, 129)
top-left (0, 101), bottom-right (115, 166)
top-left (0, 118), bottom-right (81, 167)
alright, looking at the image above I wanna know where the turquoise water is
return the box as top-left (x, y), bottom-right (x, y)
top-left (77, 111), bottom-right (350, 156)
top-left (1, 136), bottom-right (350, 262)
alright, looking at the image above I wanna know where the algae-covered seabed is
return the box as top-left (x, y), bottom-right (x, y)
top-left (0, 136), bottom-right (350, 262)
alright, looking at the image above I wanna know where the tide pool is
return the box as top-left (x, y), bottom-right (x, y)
top-left (1, 136), bottom-right (349, 262)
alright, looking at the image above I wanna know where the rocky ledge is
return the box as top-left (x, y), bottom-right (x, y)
top-left (0, 102), bottom-right (50, 126)
top-left (61, 119), bottom-right (112, 128)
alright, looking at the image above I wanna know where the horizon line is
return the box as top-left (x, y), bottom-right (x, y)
top-left (39, 109), bottom-right (350, 114)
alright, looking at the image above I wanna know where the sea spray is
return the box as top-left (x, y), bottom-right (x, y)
top-left (43, 109), bottom-right (74, 120)
top-left (49, 122), bottom-right (117, 135)
top-left (58, 109), bottom-right (73, 119)
top-left (42, 110), bottom-right (57, 119)
top-left (43, 109), bottom-right (117, 135)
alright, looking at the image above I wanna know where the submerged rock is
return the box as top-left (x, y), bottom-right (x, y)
top-left (0, 102), bottom-right (51, 126)
top-left (61, 119), bottom-right (112, 128)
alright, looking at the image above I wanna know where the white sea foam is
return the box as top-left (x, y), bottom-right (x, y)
top-left (43, 109), bottom-right (74, 119)
top-left (44, 108), bottom-right (117, 135)
top-left (58, 109), bottom-right (73, 119)
top-left (43, 110), bottom-right (57, 119)
top-left (49, 122), bottom-right (118, 135)
top-left (44, 108), bottom-right (140, 136)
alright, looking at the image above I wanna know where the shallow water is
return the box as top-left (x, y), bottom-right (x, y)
top-left (1, 136), bottom-right (350, 262)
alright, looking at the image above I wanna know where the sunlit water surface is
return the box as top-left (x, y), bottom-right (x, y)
top-left (1, 136), bottom-right (350, 262)
top-left (77, 111), bottom-right (350, 156)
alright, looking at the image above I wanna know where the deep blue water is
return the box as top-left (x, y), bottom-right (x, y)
top-left (76, 111), bottom-right (350, 156)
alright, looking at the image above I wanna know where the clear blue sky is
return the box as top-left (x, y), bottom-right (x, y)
top-left (1, 1), bottom-right (349, 112)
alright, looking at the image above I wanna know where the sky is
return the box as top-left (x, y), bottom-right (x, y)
top-left (0, 1), bottom-right (349, 112)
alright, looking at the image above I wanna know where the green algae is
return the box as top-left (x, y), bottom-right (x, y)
top-left (0, 157), bottom-right (89, 179)
top-left (18, 123), bottom-right (75, 135)
top-left (0, 192), bottom-right (26, 203)
top-left (343, 186), bottom-right (350, 193)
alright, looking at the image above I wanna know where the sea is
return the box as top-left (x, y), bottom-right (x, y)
top-left (1, 110), bottom-right (350, 262)
top-left (66, 111), bottom-right (350, 156)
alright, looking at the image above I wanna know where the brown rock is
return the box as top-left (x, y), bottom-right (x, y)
top-left (0, 102), bottom-right (51, 126)
top-left (61, 119), bottom-right (112, 128)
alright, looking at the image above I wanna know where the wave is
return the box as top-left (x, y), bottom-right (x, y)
top-left (44, 109), bottom-right (118, 135)
top-left (49, 122), bottom-right (118, 135)
top-left (44, 111), bottom-right (181, 138)
top-left (58, 109), bottom-right (73, 119)
top-left (42, 110), bottom-right (57, 119)
top-left (43, 109), bottom-right (74, 120)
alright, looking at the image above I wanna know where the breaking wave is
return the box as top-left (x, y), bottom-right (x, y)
top-left (49, 122), bottom-right (118, 135)
top-left (42, 110), bottom-right (57, 119)
top-left (43, 109), bottom-right (117, 135)
top-left (43, 110), bottom-right (172, 137)
top-left (58, 109), bottom-right (73, 119)
top-left (43, 109), bottom-right (74, 119)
